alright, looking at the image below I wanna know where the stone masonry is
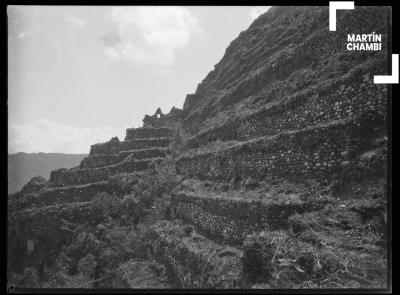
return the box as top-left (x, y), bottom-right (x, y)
top-left (49, 115), bottom-right (175, 187)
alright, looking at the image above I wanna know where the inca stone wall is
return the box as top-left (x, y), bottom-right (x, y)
top-left (187, 71), bottom-right (387, 149)
top-left (118, 148), bottom-right (167, 161)
top-left (170, 188), bottom-right (330, 244)
top-left (181, 6), bottom-right (388, 135)
top-left (49, 157), bottom-right (156, 186)
top-left (120, 138), bottom-right (173, 151)
top-left (81, 154), bottom-right (123, 169)
top-left (81, 148), bottom-right (167, 169)
top-left (147, 220), bottom-right (244, 288)
top-left (9, 181), bottom-right (110, 211)
top-left (49, 122), bottom-right (174, 187)
top-left (89, 138), bottom-right (172, 156)
top-left (89, 137), bottom-right (121, 155)
top-left (177, 113), bottom-right (385, 181)
top-left (125, 127), bottom-right (172, 141)
top-left (143, 108), bottom-right (166, 128)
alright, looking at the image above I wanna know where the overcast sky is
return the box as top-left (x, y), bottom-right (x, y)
top-left (8, 6), bottom-right (271, 154)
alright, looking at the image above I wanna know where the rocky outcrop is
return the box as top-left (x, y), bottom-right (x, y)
top-left (21, 176), bottom-right (47, 194)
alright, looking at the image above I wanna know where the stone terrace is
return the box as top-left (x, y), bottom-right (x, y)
top-left (9, 125), bottom-right (175, 214)
top-left (150, 27), bottom-right (387, 284)
top-left (8, 6), bottom-right (389, 289)
top-left (49, 126), bottom-right (174, 188)
top-left (169, 179), bottom-right (331, 245)
top-left (186, 69), bottom-right (386, 149)
top-left (146, 219), bottom-right (244, 288)
top-left (177, 113), bottom-right (385, 182)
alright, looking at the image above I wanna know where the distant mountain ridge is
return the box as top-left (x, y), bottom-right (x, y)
top-left (8, 152), bottom-right (87, 194)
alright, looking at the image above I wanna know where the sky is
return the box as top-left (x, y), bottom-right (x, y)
top-left (8, 6), bottom-right (271, 154)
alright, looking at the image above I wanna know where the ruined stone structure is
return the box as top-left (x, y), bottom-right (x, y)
top-left (143, 108), bottom-right (166, 128)
top-left (49, 123), bottom-right (173, 186)
top-left (9, 113), bottom-right (175, 213)
top-left (8, 6), bottom-right (389, 289)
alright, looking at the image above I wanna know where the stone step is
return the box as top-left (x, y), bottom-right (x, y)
top-left (50, 157), bottom-right (163, 187)
top-left (177, 113), bottom-right (385, 181)
top-left (120, 137), bottom-right (173, 151)
top-left (118, 148), bottom-right (169, 161)
top-left (81, 148), bottom-right (169, 169)
top-left (81, 153), bottom-right (125, 169)
top-left (125, 127), bottom-right (173, 141)
top-left (146, 219), bottom-right (244, 288)
top-left (8, 181), bottom-right (110, 212)
top-left (90, 137), bottom-right (173, 156)
top-left (169, 179), bottom-right (331, 244)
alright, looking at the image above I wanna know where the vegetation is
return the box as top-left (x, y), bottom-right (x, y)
top-left (8, 159), bottom-right (180, 288)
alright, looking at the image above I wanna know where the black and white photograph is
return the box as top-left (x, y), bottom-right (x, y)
top-left (6, 3), bottom-right (392, 292)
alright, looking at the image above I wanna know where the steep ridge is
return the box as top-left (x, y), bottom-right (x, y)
top-left (8, 6), bottom-right (388, 289)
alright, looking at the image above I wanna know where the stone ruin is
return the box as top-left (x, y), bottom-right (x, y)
top-left (47, 109), bottom-right (175, 187)
top-left (8, 6), bottom-right (389, 289)
top-left (143, 108), bottom-right (166, 128)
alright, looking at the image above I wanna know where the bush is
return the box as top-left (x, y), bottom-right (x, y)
top-left (92, 192), bottom-right (124, 221)
top-left (66, 231), bottom-right (101, 274)
top-left (77, 254), bottom-right (97, 278)
top-left (152, 195), bottom-right (171, 220)
top-left (242, 231), bottom-right (283, 282)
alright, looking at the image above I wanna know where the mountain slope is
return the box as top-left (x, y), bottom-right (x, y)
top-left (182, 6), bottom-right (388, 134)
top-left (7, 6), bottom-right (389, 289)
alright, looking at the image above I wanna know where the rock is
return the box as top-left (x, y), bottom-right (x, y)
top-left (21, 176), bottom-right (47, 194)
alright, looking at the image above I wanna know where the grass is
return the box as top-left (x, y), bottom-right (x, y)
top-left (241, 194), bottom-right (387, 288)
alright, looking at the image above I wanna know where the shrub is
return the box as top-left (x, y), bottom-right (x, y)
top-left (92, 192), bottom-right (124, 221)
top-left (152, 195), bottom-right (171, 220)
top-left (242, 231), bottom-right (282, 282)
top-left (77, 254), bottom-right (98, 278)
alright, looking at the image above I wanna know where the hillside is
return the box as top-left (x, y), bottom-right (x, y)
top-left (8, 6), bottom-right (389, 290)
top-left (8, 153), bottom-right (87, 194)
top-left (182, 6), bottom-right (387, 137)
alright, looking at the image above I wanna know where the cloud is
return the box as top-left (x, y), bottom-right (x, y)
top-left (104, 47), bottom-right (120, 61)
top-left (105, 6), bottom-right (200, 66)
top-left (100, 31), bottom-right (121, 47)
top-left (66, 16), bottom-right (86, 28)
top-left (8, 119), bottom-right (126, 154)
top-left (249, 6), bottom-right (272, 21)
